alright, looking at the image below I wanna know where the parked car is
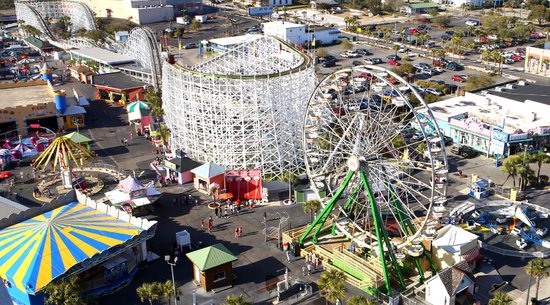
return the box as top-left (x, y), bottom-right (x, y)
top-left (425, 88), bottom-right (443, 96)
top-left (414, 62), bottom-right (431, 70)
top-left (352, 60), bottom-right (362, 66)
top-left (445, 84), bottom-right (458, 93)
top-left (446, 62), bottom-right (463, 71)
top-left (451, 144), bottom-right (477, 158)
top-left (356, 48), bottom-right (373, 56)
top-left (184, 43), bottom-right (198, 49)
top-left (388, 60), bottom-right (401, 66)
top-left (442, 135), bottom-right (453, 146)
top-left (418, 24), bottom-right (429, 30)
top-left (386, 54), bottom-right (401, 61)
top-left (364, 58), bottom-right (382, 64)
top-left (465, 20), bottom-right (480, 26)
top-left (504, 58), bottom-right (516, 64)
top-left (441, 34), bottom-right (451, 41)
top-left (451, 74), bottom-right (468, 82)
top-left (488, 34), bottom-right (498, 40)
top-left (322, 60), bottom-right (336, 67)
top-left (398, 46), bottom-right (410, 53)
top-left (445, 30), bottom-right (455, 35)
top-left (420, 68), bottom-right (436, 76)
top-left (511, 54), bottom-right (524, 61)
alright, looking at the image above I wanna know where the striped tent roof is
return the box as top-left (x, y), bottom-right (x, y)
top-left (0, 202), bottom-right (144, 294)
top-left (126, 100), bottom-right (149, 113)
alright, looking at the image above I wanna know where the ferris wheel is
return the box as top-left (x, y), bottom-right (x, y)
top-left (299, 65), bottom-right (449, 292)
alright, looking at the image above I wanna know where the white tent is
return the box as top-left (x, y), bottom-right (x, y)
top-left (432, 225), bottom-right (479, 254)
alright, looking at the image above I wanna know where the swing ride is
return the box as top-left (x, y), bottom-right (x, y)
top-left (298, 65), bottom-right (449, 294)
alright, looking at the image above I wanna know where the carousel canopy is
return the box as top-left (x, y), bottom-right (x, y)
top-left (119, 175), bottom-right (145, 193)
top-left (62, 132), bottom-right (93, 144)
top-left (126, 101), bottom-right (150, 113)
top-left (0, 202), bottom-right (144, 294)
top-left (33, 137), bottom-right (95, 171)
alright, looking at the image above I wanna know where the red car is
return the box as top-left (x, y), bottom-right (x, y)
top-left (409, 28), bottom-right (420, 34)
top-left (359, 72), bottom-right (374, 80)
top-left (387, 77), bottom-right (400, 84)
top-left (511, 54), bottom-right (523, 61)
top-left (388, 60), bottom-right (401, 66)
top-left (451, 74), bottom-right (467, 82)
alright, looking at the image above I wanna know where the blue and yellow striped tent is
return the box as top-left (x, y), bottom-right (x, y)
top-left (0, 202), bottom-right (144, 294)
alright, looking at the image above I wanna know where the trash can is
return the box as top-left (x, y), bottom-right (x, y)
top-left (352, 36), bottom-right (357, 42)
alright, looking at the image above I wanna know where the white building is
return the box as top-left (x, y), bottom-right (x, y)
top-left (208, 35), bottom-right (259, 53)
top-left (75, 0), bottom-right (175, 24)
top-left (425, 261), bottom-right (475, 305)
top-left (431, 225), bottom-right (480, 270)
top-left (262, 21), bottom-right (340, 46)
top-left (115, 31), bottom-right (130, 43)
top-left (434, 0), bottom-right (503, 7)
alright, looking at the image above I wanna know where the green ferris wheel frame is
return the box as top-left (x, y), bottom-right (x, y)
top-left (298, 158), bottom-right (437, 294)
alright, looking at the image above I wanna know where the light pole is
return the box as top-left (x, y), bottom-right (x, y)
top-left (165, 255), bottom-right (179, 305)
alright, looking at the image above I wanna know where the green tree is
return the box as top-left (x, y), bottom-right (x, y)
top-left (280, 171), bottom-right (298, 185)
top-left (531, 151), bottom-right (550, 184)
top-left (224, 294), bottom-right (251, 305)
top-left (347, 295), bottom-right (377, 305)
top-left (525, 258), bottom-right (550, 301)
top-left (175, 27), bottom-right (183, 38)
top-left (43, 276), bottom-right (85, 305)
top-left (392, 44), bottom-right (400, 56)
top-left (528, 5), bottom-right (550, 25)
top-left (488, 291), bottom-right (513, 305)
top-left (318, 269), bottom-right (347, 305)
top-left (464, 74), bottom-right (495, 91)
top-left (428, 8), bottom-right (439, 17)
top-left (516, 152), bottom-right (534, 190)
top-left (161, 280), bottom-right (177, 305)
top-left (84, 29), bottom-right (106, 43)
top-left (432, 15), bottom-right (451, 27)
top-left (502, 155), bottom-right (519, 187)
top-left (145, 87), bottom-right (163, 116)
top-left (157, 124), bottom-right (171, 147)
top-left (85, 60), bottom-right (99, 73)
top-left (315, 48), bottom-right (328, 58)
top-left (22, 24), bottom-right (42, 37)
top-left (189, 19), bottom-right (202, 32)
top-left (136, 282), bottom-right (162, 305)
top-left (303, 199), bottom-right (321, 222)
top-left (58, 15), bottom-right (72, 32)
top-left (342, 39), bottom-right (353, 50)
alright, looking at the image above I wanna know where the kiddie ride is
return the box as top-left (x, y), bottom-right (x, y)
top-left (469, 202), bottom-right (550, 249)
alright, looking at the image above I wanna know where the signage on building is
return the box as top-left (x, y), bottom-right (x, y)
top-left (164, 160), bottom-right (176, 171)
top-left (492, 129), bottom-right (509, 143)
top-left (538, 126), bottom-right (550, 135)
top-left (509, 133), bottom-right (528, 141)
top-left (490, 140), bottom-right (506, 155)
top-left (247, 7), bottom-right (273, 16)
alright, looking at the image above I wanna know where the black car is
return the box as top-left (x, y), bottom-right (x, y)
top-left (386, 54), bottom-right (401, 61)
top-left (442, 135), bottom-right (453, 146)
top-left (325, 55), bottom-right (337, 62)
top-left (445, 30), bottom-right (455, 36)
top-left (376, 32), bottom-right (385, 38)
top-left (418, 24), bottom-right (429, 30)
top-left (352, 60), bottom-right (362, 66)
top-left (356, 48), bottom-right (372, 56)
top-left (446, 62), bottom-right (463, 71)
top-left (445, 83), bottom-right (458, 93)
top-left (451, 144), bottom-right (476, 158)
top-left (322, 60), bottom-right (336, 68)
top-left (441, 34), bottom-right (451, 41)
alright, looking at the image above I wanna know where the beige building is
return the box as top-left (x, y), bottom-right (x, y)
top-left (75, 0), bottom-right (174, 24)
top-left (525, 46), bottom-right (550, 77)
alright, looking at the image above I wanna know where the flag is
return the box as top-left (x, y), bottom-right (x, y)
top-left (199, 41), bottom-right (203, 56)
top-left (312, 35), bottom-right (316, 47)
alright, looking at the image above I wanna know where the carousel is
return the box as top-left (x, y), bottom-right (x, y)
top-left (105, 175), bottom-right (161, 216)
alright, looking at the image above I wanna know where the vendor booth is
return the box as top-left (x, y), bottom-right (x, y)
top-left (224, 169), bottom-right (262, 201)
top-left (186, 243), bottom-right (237, 292)
top-left (162, 150), bottom-right (202, 184)
top-left (469, 178), bottom-right (493, 200)
top-left (191, 162), bottom-right (225, 195)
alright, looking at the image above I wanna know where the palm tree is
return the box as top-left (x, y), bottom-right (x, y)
top-left (157, 124), bottom-right (171, 147)
top-left (22, 24), bottom-right (42, 37)
top-left (347, 295), bottom-right (377, 305)
top-left (525, 258), bottom-right (550, 301)
top-left (43, 276), bottom-right (85, 305)
top-left (392, 44), bottom-right (400, 56)
top-left (531, 151), bottom-right (550, 184)
top-left (136, 282), bottom-right (162, 305)
top-left (502, 156), bottom-right (519, 187)
top-left (488, 291), bottom-right (513, 305)
top-left (303, 199), bottom-right (321, 222)
top-left (161, 280), bottom-right (177, 305)
top-left (224, 294), bottom-right (251, 305)
top-left (318, 269), bottom-right (347, 305)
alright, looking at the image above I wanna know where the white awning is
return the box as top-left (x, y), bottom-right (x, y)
top-left (128, 108), bottom-right (142, 121)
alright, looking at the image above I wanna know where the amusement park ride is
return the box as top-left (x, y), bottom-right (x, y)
top-left (296, 65), bottom-right (450, 295)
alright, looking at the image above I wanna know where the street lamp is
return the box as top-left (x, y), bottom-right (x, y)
top-left (165, 255), bottom-right (179, 305)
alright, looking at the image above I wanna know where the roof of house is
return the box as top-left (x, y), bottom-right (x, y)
top-left (23, 36), bottom-right (55, 50)
top-left (0, 196), bottom-right (28, 221)
top-left (70, 47), bottom-right (135, 66)
top-left (191, 162), bottom-right (226, 178)
top-left (435, 264), bottom-right (473, 297)
top-left (164, 156), bottom-right (202, 173)
top-left (69, 65), bottom-right (92, 73)
top-left (409, 2), bottom-right (439, 8)
top-left (91, 72), bottom-right (147, 91)
top-left (186, 243), bottom-right (237, 271)
top-left (489, 82), bottom-right (550, 106)
top-left (432, 225), bottom-right (479, 254)
top-left (263, 21), bottom-right (305, 29)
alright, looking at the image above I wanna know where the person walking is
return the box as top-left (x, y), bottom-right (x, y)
top-left (208, 216), bottom-right (213, 226)
top-left (238, 227), bottom-right (243, 237)
top-left (286, 250), bottom-right (291, 263)
top-left (234, 228), bottom-right (239, 238)
top-left (207, 221), bottom-right (212, 233)
top-left (200, 218), bottom-right (205, 230)
top-left (306, 262), bottom-right (312, 275)
top-left (130, 132), bottom-right (133, 141)
top-left (214, 207), bottom-right (219, 218)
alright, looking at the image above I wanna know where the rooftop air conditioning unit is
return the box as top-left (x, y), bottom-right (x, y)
top-left (518, 80), bottom-right (527, 86)
top-left (495, 87), bottom-right (505, 92)
top-left (506, 84), bottom-right (515, 89)
top-left (481, 90), bottom-right (489, 95)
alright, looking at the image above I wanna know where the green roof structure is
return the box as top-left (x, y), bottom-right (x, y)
top-left (23, 36), bottom-right (55, 50)
top-left (186, 243), bottom-right (237, 271)
top-left (409, 2), bottom-right (439, 9)
top-left (62, 131), bottom-right (93, 144)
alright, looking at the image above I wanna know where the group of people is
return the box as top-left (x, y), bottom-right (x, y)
top-left (200, 216), bottom-right (215, 232)
top-left (302, 252), bottom-right (320, 276)
top-left (234, 227), bottom-right (244, 238)
top-left (214, 201), bottom-right (242, 218)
